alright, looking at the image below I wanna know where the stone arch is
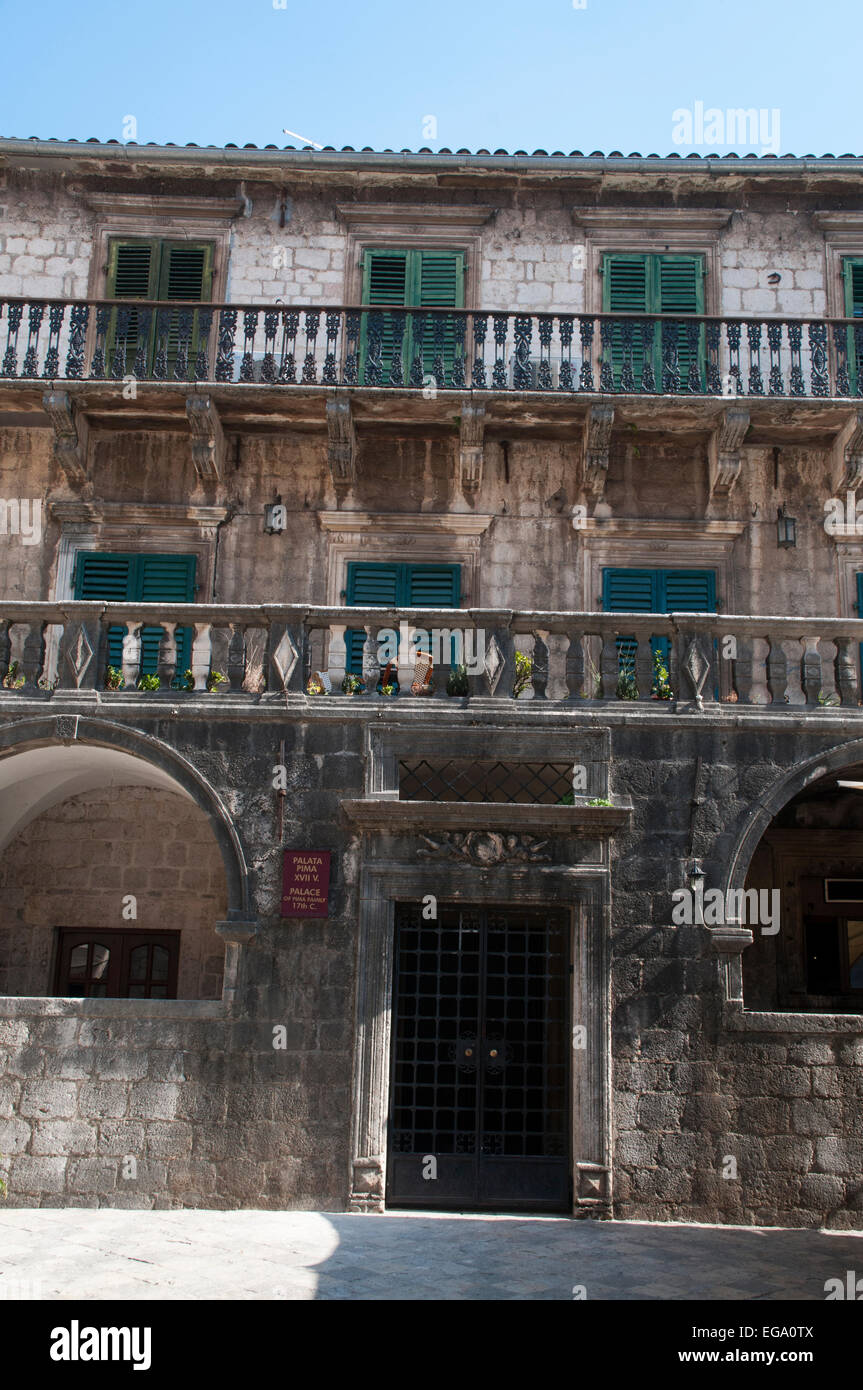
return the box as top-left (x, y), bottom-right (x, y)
top-left (0, 715), bottom-right (250, 920)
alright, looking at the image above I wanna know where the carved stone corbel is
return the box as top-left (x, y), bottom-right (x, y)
top-left (582, 405), bottom-right (614, 497)
top-left (186, 395), bottom-right (224, 480)
top-left (708, 405), bottom-right (749, 497)
top-left (41, 390), bottom-right (88, 485)
top-left (832, 408), bottom-right (863, 493)
top-left (326, 396), bottom-right (357, 486)
top-left (459, 403), bottom-right (485, 492)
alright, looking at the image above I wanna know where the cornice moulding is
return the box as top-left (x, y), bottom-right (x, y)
top-left (572, 208), bottom-right (733, 232)
top-left (49, 500), bottom-right (230, 528)
top-left (79, 192), bottom-right (243, 223)
top-left (581, 519), bottom-right (745, 539)
top-left (336, 203), bottom-right (496, 228)
top-left (317, 510), bottom-right (494, 536)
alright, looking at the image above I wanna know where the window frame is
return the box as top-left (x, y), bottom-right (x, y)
top-left (55, 928), bottom-right (180, 1000)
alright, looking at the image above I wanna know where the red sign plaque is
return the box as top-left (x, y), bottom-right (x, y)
top-left (281, 851), bottom-right (331, 918)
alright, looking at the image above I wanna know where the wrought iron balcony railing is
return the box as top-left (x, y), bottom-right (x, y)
top-left (0, 602), bottom-right (860, 708)
top-left (1, 298), bottom-right (862, 398)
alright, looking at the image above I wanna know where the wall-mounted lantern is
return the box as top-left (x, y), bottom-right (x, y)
top-left (265, 498), bottom-right (287, 534)
top-left (776, 504), bottom-right (797, 549)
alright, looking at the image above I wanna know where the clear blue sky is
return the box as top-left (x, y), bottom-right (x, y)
top-left (0, 0), bottom-right (858, 158)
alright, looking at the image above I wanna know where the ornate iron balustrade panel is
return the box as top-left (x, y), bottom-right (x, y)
top-left (1, 298), bottom-right (861, 397)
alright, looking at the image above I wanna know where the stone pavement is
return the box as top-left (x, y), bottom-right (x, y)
top-left (0, 1209), bottom-right (861, 1300)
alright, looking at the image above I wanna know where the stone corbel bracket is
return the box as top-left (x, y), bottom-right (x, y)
top-left (708, 405), bottom-right (749, 497)
top-left (582, 404), bottom-right (614, 498)
top-left (327, 396), bottom-right (357, 486)
top-left (459, 403), bottom-right (485, 492)
top-left (186, 395), bottom-right (225, 481)
top-left (832, 408), bottom-right (863, 493)
top-left (41, 390), bottom-right (89, 485)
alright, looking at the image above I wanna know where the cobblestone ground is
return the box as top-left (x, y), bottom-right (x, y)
top-left (1, 1210), bottom-right (862, 1300)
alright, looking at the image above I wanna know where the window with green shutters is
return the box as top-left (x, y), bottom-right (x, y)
top-left (73, 552), bottom-right (197, 681)
top-left (360, 248), bottom-right (465, 384)
top-left (843, 258), bottom-right (863, 394)
top-left (105, 238), bottom-right (214, 377)
top-left (602, 567), bottom-right (716, 686)
top-left (602, 253), bottom-right (705, 391)
top-left (344, 562), bottom-right (461, 673)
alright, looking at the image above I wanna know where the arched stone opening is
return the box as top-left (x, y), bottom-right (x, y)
top-left (0, 719), bottom-right (251, 1002)
top-left (725, 740), bottom-right (863, 1013)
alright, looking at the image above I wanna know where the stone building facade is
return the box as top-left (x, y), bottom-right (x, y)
top-left (1, 139), bottom-right (863, 1222)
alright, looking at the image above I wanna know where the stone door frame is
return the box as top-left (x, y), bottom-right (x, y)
top-left (348, 860), bottom-right (611, 1215)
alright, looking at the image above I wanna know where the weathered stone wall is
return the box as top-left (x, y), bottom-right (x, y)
top-left (0, 787), bottom-right (226, 999)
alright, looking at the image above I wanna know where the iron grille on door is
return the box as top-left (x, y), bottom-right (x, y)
top-left (387, 903), bottom-right (570, 1211)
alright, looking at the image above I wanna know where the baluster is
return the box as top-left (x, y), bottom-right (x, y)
top-left (361, 625), bottom-right (379, 690)
top-left (208, 623), bottom-right (232, 690)
top-left (389, 311), bottom-right (406, 387)
top-left (661, 321), bottom-right (681, 393)
top-left (89, 306), bottom-right (110, 378)
top-left (600, 633), bottom-right (619, 699)
top-left (472, 313), bottom-right (488, 388)
top-left (408, 311), bottom-right (426, 387)
top-left (767, 321), bottom-right (785, 396)
top-left (261, 310), bottom-right (280, 383)
top-left (1, 302), bottom-right (23, 377)
top-left (215, 308), bottom-right (238, 382)
top-left (531, 631), bottom-right (549, 700)
top-left (134, 307), bottom-right (153, 381)
top-left (686, 321), bottom-right (702, 392)
top-left (558, 315), bottom-right (574, 392)
top-left (152, 308), bottom-right (171, 380)
top-left (0, 619), bottom-right (11, 683)
top-left (834, 637), bottom-right (859, 706)
top-left (537, 317), bottom-right (557, 389)
top-left (802, 639), bottom-right (822, 705)
top-left (492, 314), bottom-right (508, 389)
top-left (725, 321), bottom-right (742, 397)
top-left (64, 304), bottom-right (89, 380)
top-left (110, 306), bottom-right (129, 379)
top-left (855, 324), bottom-right (863, 398)
top-left (565, 630), bottom-right (585, 699)
top-left (190, 624), bottom-right (211, 691)
top-left (279, 310), bottom-right (299, 383)
top-left (747, 321), bottom-right (764, 396)
top-left (20, 619), bottom-right (46, 691)
top-left (579, 316), bottom-right (595, 391)
top-left (620, 319), bottom-right (635, 393)
top-left (322, 312), bottom-right (340, 386)
top-left (43, 304), bottom-right (65, 379)
top-left (732, 634), bottom-right (755, 704)
top-left (766, 634), bottom-right (789, 704)
top-left (343, 311), bottom-right (360, 386)
top-left (809, 322), bottom-right (828, 397)
top-left (432, 312), bottom-right (447, 388)
top-left (833, 322), bottom-right (851, 397)
top-left (599, 319), bottom-right (614, 393)
top-left (122, 621), bottom-right (142, 689)
top-left (450, 312), bottom-right (467, 389)
top-left (22, 302), bottom-right (44, 377)
top-left (194, 307), bottom-right (213, 381)
top-left (173, 307), bottom-right (193, 381)
top-left (787, 321), bottom-right (805, 396)
top-left (240, 310), bottom-right (258, 382)
top-left (705, 320), bottom-right (722, 395)
top-left (364, 311), bottom-right (383, 386)
top-left (227, 624), bottom-right (246, 692)
top-left (157, 622), bottom-right (178, 690)
top-left (513, 316), bottom-right (532, 389)
top-left (640, 319), bottom-right (656, 393)
top-left (327, 623), bottom-right (347, 690)
top-left (633, 628), bottom-right (653, 698)
top-left (301, 310), bottom-right (320, 384)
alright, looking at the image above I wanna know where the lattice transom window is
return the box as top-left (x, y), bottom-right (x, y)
top-left (398, 759), bottom-right (573, 804)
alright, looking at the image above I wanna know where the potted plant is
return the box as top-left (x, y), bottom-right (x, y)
top-left (105, 666), bottom-right (125, 691)
top-left (376, 660), bottom-right (399, 696)
top-left (2, 662), bottom-right (25, 690)
top-left (446, 663), bottom-right (469, 697)
top-left (513, 651), bottom-right (533, 698)
top-left (137, 673), bottom-right (161, 692)
top-left (341, 673), bottom-right (366, 695)
top-left (306, 674), bottom-right (327, 696)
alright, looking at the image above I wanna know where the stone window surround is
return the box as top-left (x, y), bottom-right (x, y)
top-left (80, 193), bottom-right (239, 304)
top-left (812, 212), bottom-right (863, 321)
top-left (834, 539), bottom-right (863, 621)
top-left (578, 518), bottom-right (746, 612)
top-left (316, 510), bottom-right (495, 610)
top-left (572, 209), bottom-right (732, 317)
top-left (336, 204), bottom-right (496, 308)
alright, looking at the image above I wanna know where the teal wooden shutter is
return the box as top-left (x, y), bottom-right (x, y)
top-left (856, 573), bottom-right (863, 681)
top-left (158, 242), bottom-right (214, 371)
top-left (657, 256), bottom-right (705, 390)
top-left (602, 254), bottom-right (704, 390)
top-left (345, 562), bottom-right (400, 673)
top-left (844, 259), bottom-right (863, 394)
top-left (73, 552), bottom-right (134, 669)
top-left (360, 249), bottom-right (409, 383)
top-left (661, 570), bottom-right (716, 612)
top-left (105, 240), bottom-right (157, 375)
top-left (416, 250), bottom-right (465, 382)
top-left (405, 564), bottom-right (460, 607)
top-left (138, 554), bottom-right (197, 676)
top-left (603, 254), bottom-right (649, 388)
top-left (602, 568), bottom-right (716, 686)
top-left (72, 552), bottom-right (196, 680)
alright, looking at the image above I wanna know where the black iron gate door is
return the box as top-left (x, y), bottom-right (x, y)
top-left (387, 903), bottom-right (570, 1211)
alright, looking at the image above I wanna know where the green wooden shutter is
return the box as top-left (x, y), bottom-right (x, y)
top-left (602, 254), bottom-right (704, 390)
top-left (603, 254), bottom-right (649, 389)
top-left (158, 242), bottom-right (213, 372)
top-left (138, 554), bottom-right (197, 676)
top-left (105, 240), bottom-right (157, 375)
top-left (405, 564), bottom-right (460, 607)
top-left (416, 250), bottom-right (465, 381)
top-left (657, 255), bottom-right (705, 389)
top-left (661, 569), bottom-right (716, 612)
top-left (856, 573), bottom-right (863, 681)
top-left (360, 249), bottom-right (464, 385)
top-left (602, 568), bottom-right (715, 687)
top-left (843, 259), bottom-right (863, 394)
top-left (72, 551), bottom-right (196, 680)
top-left (345, 562), bottom-right (401, 673)
top-left (73, 552), bottom-right (134, 669)
top-left (360, 249), bottom-right (409, 383)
